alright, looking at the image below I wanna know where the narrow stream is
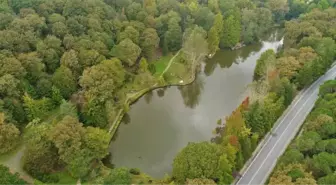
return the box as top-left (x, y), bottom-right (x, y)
top-left (109, 32), bottom-right (284, 178)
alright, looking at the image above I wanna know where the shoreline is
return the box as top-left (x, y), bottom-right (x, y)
top-left (107, 52), bottom-right (197, 140)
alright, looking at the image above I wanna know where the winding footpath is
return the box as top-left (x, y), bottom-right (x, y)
top-left (108, 50), bottom-right (182, 134)
top-left (236, 63), bottom-right (336, 185)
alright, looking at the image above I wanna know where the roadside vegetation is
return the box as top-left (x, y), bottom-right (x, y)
top-left (0, 0), bottom-right (335, 184)
top-left (269, 80), bottom-right (336, 185)
top-left (168, 4), bottom-right (336, 185)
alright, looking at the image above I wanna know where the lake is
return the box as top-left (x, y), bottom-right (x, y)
top-left (109, 32), bottom-right (284, 178)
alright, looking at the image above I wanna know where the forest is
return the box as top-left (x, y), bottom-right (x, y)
top-left (171, 4), bottom-right (336, 185)
top-left (268, 79), bottom-right (336, 184)
top-left (0, 0), bottom-right (335, 184)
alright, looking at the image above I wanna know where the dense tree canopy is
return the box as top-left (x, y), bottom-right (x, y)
top-left (269, 79), bottom-right (336, 184)
top-left (0, 0), bottom-right (334, 183)
top-left (172, 142), bottom-right (227, 183)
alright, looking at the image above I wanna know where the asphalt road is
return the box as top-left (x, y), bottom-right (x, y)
top-left (236, 64), bottom-right (336, 185)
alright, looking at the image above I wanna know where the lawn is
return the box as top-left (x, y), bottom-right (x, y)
top-left (53, 171), bottom-right (77, 184)
top-left (153, 54), bottom-right (173, 76)
top-left (132, 173), bottom-right (169, 185)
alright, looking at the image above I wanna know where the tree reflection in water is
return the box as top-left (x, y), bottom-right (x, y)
top-left (144, 90), bottom-right (153, 104)
top-left (178, 75), bottom-right (205, 109)
top-left (122, 113), bottom-right (131, 125)
top-left (157, 87), bottom-right (167, 97)
top-left (204, 42), bottom-right (263, 76)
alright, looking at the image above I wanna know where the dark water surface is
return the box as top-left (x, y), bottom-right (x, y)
top-left (109, 33), bottom-right (284, 178)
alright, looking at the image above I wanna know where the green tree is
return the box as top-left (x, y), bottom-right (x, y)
top-left (83, 126), bottom-right (110, 160)
top-left (277, 56), bottom-right (301, 80)
top-left (81, 98), bottom-right (108, 128)
top-left (52, 66), bottom-right (77, 99)
top-left (0, 164), bottom-right (27, 184)
top-left (254, 49), bottom-right (276, 81)
top-left (36, 35), bottom-right (63, 73)
top-left (266, 0), bottom-right (289, 23)
top-left (319, 80), bottom-right (336, 97)
top-left (17, 52), bottom-right (45, 84)
top-left (218, 154), bottom-right (234, 184)
top-left (113, 39), bottom-right (141, 66)
top-left (49, 116), bottom-right (92, 177)
top-left (194, 7), bottom-right (215, 31)
top-left (60, 50), bottom-right (80, 77)
top-left (0, 55), bottom-right (26, 78)
top-left (207, 27), bottom-right (220, 56)
top-left (78, 49), bottom-right (105, 68)
top-left (80, 58), bottom-right (125, 102)
top-left (318, 173), bottom-right (336, 185)
top-left (126, 2), bottom-right (142, 20)
top-left (0, 113), bottom-right (20, 154)
top-left (23, 94), bottom-right (53, 121)
top-left (182, 26), bottom-right (208, 72)
top-left (208, 0), bottom-right (220, 13)
top-left (59, 100), bottom-right (77, 119)
top-left (0, 74), bottom-right (21, 98)
top-left (118, 26), bottom-right (140, 44)
top-left (311, 152), bottom-right (336, 177)
top-left (221, 13), bottom-right (241, 48)
top-left (104, 167), bottom-right (132, 185)
top-left (164, 19), bottom-right (182, 52)
top-left (23, 122), bottom-right (61, 179)
top-left (140, 28), bottom-right (159, 60)
top-left (295, 131), bottom-right (321, 153)
top-left (35, 77), bottom-right (53, 98)
top-left (51, 22), bottom-right (67, 38)
top-left (279, 149), bottom-right (304, 165)
top-left (172, 142), bottom-right (223, 183)
top-left (51, 86), bottom-right (63, 106)
top-left (241, 8), bottom-right (273, 44)
top-left (296, 62), bottom-right (314, 89)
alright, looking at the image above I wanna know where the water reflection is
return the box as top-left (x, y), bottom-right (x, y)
top-left (122, 113), bottom-right (131, 125)
top-left (144, 91), bottom-right (154, 104)
top-left (157, 87), bottom-right (167, 97)
top-left (204, 42), bottom-right (263, 76)
top-left (178, 75), bottom-right (205, 109)
top-left (110, 33), bottom-right (284, 178)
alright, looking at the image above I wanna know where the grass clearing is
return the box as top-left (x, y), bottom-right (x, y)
top-left (54, 171), bottom-right (77, 184)
top-left (132, 173), bottom-right (169, 185)
top-left (153, 55), bottom-right (173, 76)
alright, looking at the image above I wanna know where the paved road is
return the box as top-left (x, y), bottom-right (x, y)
top-left (236, 64), bottom-right (336, 185)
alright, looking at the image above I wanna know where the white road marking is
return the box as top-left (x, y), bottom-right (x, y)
top-left (247, 88), bottom-right (318, 184)
top-left (238, 72), bottom-right (322, 182)
top-left (263, 101), bottom-right (316, 184)
top-left (237, 66), bottom-right (336, 185)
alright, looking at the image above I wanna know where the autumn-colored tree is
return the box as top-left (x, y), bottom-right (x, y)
top-left (254, 49), bottom-right (276, 81)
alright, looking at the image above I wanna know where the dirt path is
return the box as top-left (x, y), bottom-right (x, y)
top-left (108, 50), bottom-right (182, 134)
top-left (0, 145), bottom-right (34, 183)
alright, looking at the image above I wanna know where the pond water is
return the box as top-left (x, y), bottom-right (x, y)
top-left (109, 32), bottom-right (284, 178)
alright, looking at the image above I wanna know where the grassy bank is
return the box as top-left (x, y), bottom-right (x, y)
top-left (107, 50), bottom-right (197, 139)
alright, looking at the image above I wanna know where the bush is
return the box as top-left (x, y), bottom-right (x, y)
top-left (129, 168), bottom-right (140, 175)
top-left (0, 165), bottom-right (27, 184)
top-left (287, 168), bottom-right (305, 181)
top-left (172, 142), bottom-right (224, 183)
top-left (104, 167), bottom-right (131, 185)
